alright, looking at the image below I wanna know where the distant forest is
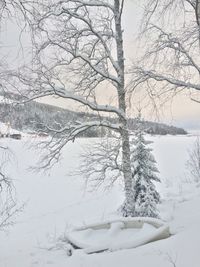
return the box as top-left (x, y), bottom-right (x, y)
top-left (0, 92), bottom-right (187, 137)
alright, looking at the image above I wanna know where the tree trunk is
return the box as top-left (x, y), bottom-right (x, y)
top-left (114, 0), bottom-right (135, 216)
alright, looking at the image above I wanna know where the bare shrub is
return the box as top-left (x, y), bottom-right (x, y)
top-left (186, 137), bottom-right (200, 183)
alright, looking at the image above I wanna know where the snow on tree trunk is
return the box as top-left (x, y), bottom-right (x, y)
top-left (114, 0), bottom-right (135, 216)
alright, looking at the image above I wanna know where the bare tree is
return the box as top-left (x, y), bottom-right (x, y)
top-left (0, 0), bottom-right (26, 230)
top-left (0, 145), bottom-right (20, 230)
top-left (131, 0), bottom-right (200, 105)
top-left (10, 0), bottom-right (136, 216)
top-left (0, 0), bottom-right (31, 21)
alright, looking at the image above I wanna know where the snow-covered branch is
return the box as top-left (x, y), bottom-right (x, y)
top-left (145, 25), bottom-right (200, 74)
top-left (79, 137), bottom-right (122, 190)
top-left (15, 84), bottom-right (125, 119)
top-left (132, 68), bottom-right (200, 92)
top-left (31, 0), bottom-right (120, 88)
top-left (132, 1), bottom-right (200, 105)
top-left (35, 120), bottom-right (120, 169)
top-left (56, 0), bottom-right (114, 10)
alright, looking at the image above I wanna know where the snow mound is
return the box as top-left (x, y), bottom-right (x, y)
top-left (66, 218), bottom-right (170, 254)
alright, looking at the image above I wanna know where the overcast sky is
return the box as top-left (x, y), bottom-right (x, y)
top-left (0, 1), bottom-right (200, 130)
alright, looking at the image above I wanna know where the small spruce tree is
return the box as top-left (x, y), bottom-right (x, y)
top-left (131, 114), bottom-right (161, 218)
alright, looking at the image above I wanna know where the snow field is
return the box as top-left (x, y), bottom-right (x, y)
top-left (0, 134), bottom-right (199, 267)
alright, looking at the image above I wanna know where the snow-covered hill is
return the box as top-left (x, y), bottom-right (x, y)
top-left (0, 92), bottom-right (187, 136)
top-left (0, 135), bottom-right (199, 267)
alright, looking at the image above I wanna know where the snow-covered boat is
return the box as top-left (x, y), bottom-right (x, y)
top-left (65, 217), bottom-right (170, 255)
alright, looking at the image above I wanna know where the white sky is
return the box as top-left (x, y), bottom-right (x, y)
top-left (0, 1), bottom-right (200, 130)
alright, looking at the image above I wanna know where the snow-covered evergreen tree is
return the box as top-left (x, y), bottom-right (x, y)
top-left (131, 113), bottom-right (161, 218)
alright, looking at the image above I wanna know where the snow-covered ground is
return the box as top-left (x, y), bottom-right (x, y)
top-left (0, 134), bottom-right (200, 267)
